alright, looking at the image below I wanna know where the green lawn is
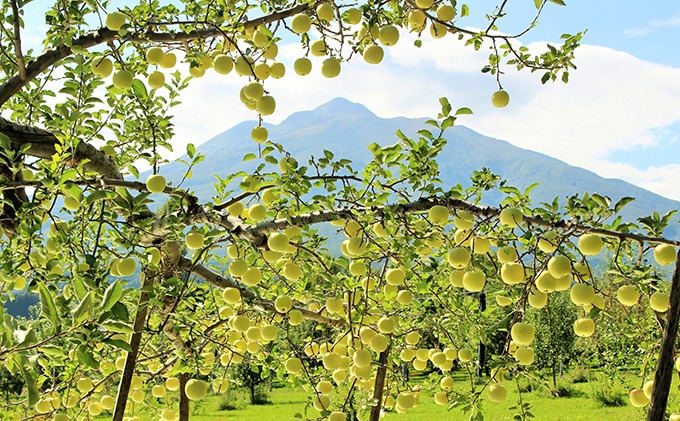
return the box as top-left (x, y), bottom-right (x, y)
top-left (3, 369), bottom-right (668, 421)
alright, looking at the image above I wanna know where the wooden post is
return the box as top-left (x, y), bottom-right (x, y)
top-left (112, 273), bottom-right (154, 421)
top-left (647, 254), bottom-right (680, 421)
top-left (179, 373), bottom-right (190, 421)
top-left (369, 348), bottom-right (390, 421)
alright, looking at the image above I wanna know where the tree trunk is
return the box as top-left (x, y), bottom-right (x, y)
top-left (111, 272), bottom-right (155, 421)
top-left (179, 373), bottom-right (189, 421)
top-left (647, 254), bottom-right (680, 421)
top-left (369, 348), bottom-right (390, 421)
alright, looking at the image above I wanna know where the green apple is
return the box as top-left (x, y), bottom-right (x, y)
top-left (112, 70), bottom-right (133, 89)
top-left (471, 237), bottom-right (490, 254)
top-left (249, 204), bottom-right (267, 221)
top-left (186, 232), bottom-right (204, 250)
top-left (386, 268), bottom-right (405, 285)
top-left (536, 271), bottom-right (557, 293)
top-left (537, 230), bottom-right (558, 253)
top-left (241, 267), bottom-right (261, 286)
top-left (275, 295), bottom-right (293, 313)
top-left (437, 4), bottom-right (455, 21)
top-left (77, 377), bottom-right (93, 393)
top-left (63, 196), bottom-right (80, 211)
top-left (317, 3), bottom-right (334, 21)
top-left (353, 349), bottom-right (372, 368)
top-left (213, 54), bottom-right (233, 75)
top-left (511, 323), bottom-right (534, 346)
top-left (146, 47), bottom-right (164, 64)
top-left (515, 347), bottom-right (534, 365)
top-left (497, 246), bottom-right (518, 263)
top-left (529, 288), bottom-right (547, 309)
top-left (573, 318), bottom-right (594, 337)
top-left (166, 377), bottom-right (180, 390)
top-left (447, 247), bottom-right (470, 269)
top-left (152, 385), bottom-right (166, 398)
top-left (409, 10), bottom-right (426, 30)
top-left (617, 285), bottom-right (639, 306)
top-left (487, 384), bottom-right (507, 402)
top-left (650, 292), bottom-right (669, 312)
top-left (377, 317), bottom-right (395, 334)
top-left (118, 258), bottom-right (136, 277)
top-left (160, 52), bottom-right (177, 68)
top-left (321, 58), bottom-right (341, 78)
top-left (283, 262), bottom-right (301, 280)
top-left (427, 205), bottom-right (449, 226)
top-left (654, 244), bottom-right (677, 266)
top-left (310, 39), bottom-right (328, 57)
top-left (491, 90), bottom-right (510, 108)
top-left (496, 296), bottom-right (512, 307)
top-left (629, 389), bottom-right (649, 407)
top-left (379, 25), bottom-right (399, 46)
top-left (397, 290), bottom-right (412, 305)
top-left (148, 71), bottom-right (165, 89)
top-left (251, 126), bottom-right (268, 143)
top-left (185, 379), bottom-right (208, 401)
top-left (268, 232), bottom-right (289, 252)
top-left (228, 259), bottom-right (248, 277)
top-left (501, 262), bottom-right (524, 285)
top-left (222, 287), bottom-right (241, 304)
top-left (106, 12), bottom-right (126, 30)
top-left (294, 58), bottom-right (312, 75)
top-left (257, 95), bottom-right (276, 115)
top-left (570, 283), bottom-right (594, 305)
top-left (454, 211), bottom-right (475, 229)
top-left (370, 333), bottom-right (388, 352)
top-left (397, 392), bottom-right (415, 409)
top-left (291, 14), bottom-right (311, 33)
top-left (244, 82), bottom-right (264, 101)
top-left (270, 62), bottom-right (285, 78)
top-left (643, 380), bottom-right (654, 399)
top-left (573, 262), bottom-right (592, 281)
top-left (499, 207), bottom-right (523, 227)
top-left (578, 233), bottom-right (603, 255)
top-left (449, 270), bottom-right (465, 287)
top-left (92, 57), bottom-right (113, 77)
top-left (547, 255), bottom-right (571, 279)
top-left (345, 8), bottom-right (362, 24)
top-left (363, 45), bottom-right (384, 64)
top-left (463, 270), bottom-right (485, 292)
top-left (146, 174), bottom-right (166, 193)
top-left (349, 260), bottom-right (367, 276)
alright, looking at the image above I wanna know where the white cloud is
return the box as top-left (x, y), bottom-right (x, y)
top-left (170, 32), bottom-right (680, 202)
top-left (625, 14), bottom-right (680, 38)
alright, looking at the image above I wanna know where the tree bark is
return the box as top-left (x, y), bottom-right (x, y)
top-left (369, 348), bottom-right (390, 421)
top-left (179, 373), bottom-right (190, 421)
top-left (111, 272), bottom-right (155, 421)
top-left (647, 254), bottom-right (680, 421)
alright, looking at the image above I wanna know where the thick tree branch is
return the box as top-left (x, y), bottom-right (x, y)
top-left (10, 0), bottom-right (25, 78)
top-left (0, 3), bottom-right (313, 107)
top-left (178, 256), bottom-right (347, 327)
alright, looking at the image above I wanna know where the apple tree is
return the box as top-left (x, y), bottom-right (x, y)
top-left (0, 1), bottom-right (677, 421)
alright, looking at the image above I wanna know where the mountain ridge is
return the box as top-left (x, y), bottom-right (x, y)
top-left (155, 97), bottom-right (680, 240)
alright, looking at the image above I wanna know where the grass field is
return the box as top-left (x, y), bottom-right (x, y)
top-left (75, 368), bottom-right (673, 421)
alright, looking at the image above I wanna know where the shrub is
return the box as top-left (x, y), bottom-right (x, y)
top-left (568, 366), bottom-right (590, 384)
top-left (591, 378), bottom-right (626, 407)
top-left (218, 388), bottom-right (251, 411)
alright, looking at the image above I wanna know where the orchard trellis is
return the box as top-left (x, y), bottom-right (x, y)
top-left (0, 1), bottom-right (677, 421)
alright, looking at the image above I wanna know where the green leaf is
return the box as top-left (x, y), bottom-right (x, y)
top-left (38, 283), bottom-right (60, 332)
top-left (77, 344), bottom-right (99, 369)
top-left (534, 0), bottom-right (542, 8)
top-left (72, 291), bottom-right (94, 325)
top-left (18, 361), bottom-right (38, 406)
top-left (100, 281), bottom-right (122, 312)
top-left (13, 329), bottom-right (36, 348)
top-left (461, 4), bottom-right (469, 16)
top-left (71, 275), bottom-right (88, 300)
top-left (414, 39), bottom-right (422, 48)
top-left (614, 197), bottom-right (635, 213)
top-left (100, 321), bottom-right (133, 334)
top-left (243, 153), bottom-right (257, 162)
top-left (187, 143), bottom-right (196, 159)
top-left (132, 78), bottom-right (148, 99)
top-left (549, 0), bottom-right (566, 5)
top-left (84, 190), bottom-right (117, 206)
top-left (455, 107), bottom-right (474, 115)
top-left (103, 338), bottom-right (132, 352)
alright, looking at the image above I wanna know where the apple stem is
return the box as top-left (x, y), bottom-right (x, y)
top-left (647, 254), bottom-right (680, 421)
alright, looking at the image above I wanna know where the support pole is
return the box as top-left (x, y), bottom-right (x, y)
top-left (179, 373), bottom-right (190, 421)
top-left (112, 273), bottom-right (154, 421)
top-left (647, 254), bottom-right (680, 421)
top-left (369, 348), bottom-right (390, 421)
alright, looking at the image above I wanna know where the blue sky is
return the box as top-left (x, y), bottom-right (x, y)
top-left (16, 0), bottom-right (680, 202)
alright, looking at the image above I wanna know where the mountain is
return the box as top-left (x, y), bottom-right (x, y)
top-left (152, 97), bottom-right (680, 239)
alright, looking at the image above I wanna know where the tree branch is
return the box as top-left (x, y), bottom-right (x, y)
top-left (10, 0), bottom-right (25, 78)
top-left (177, 256), bottom-right (347, 327)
